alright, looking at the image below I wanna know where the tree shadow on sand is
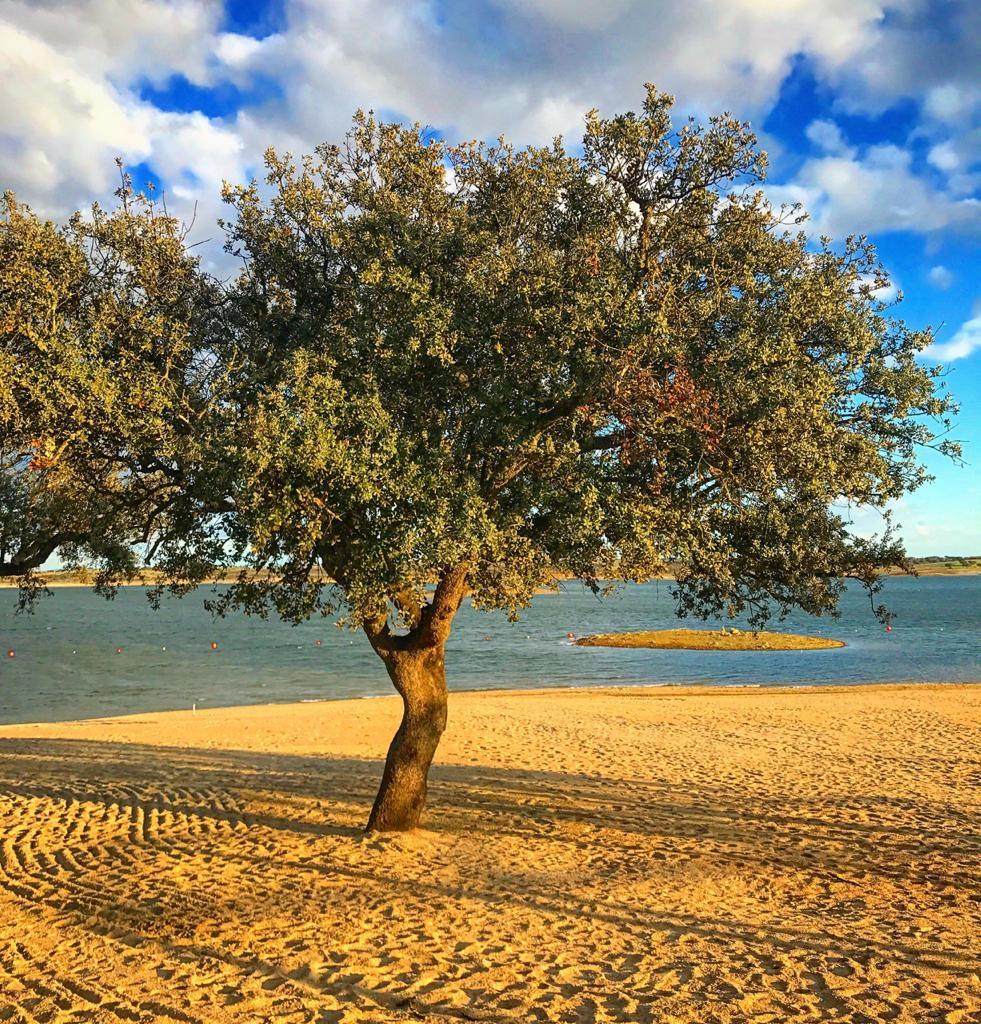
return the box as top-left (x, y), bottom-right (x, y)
top-left (0, 736), bottom-right (976, 1021)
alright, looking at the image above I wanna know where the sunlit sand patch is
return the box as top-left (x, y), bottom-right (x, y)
top-left (0, 683), bottom-right (977, 1022)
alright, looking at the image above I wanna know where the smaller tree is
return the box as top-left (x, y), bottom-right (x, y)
top-left (0, 175), bottom-right (221, 604)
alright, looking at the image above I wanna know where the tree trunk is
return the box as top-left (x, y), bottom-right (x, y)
top-left (366, 642), bottom-right (448, 832)
top-left (361, 566), bottom-right (468, 832)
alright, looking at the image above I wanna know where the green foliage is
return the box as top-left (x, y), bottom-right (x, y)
top-left (2, 87), bottom-right (959, 632)
top-left (0, 172), bottom-right (221, 606)
top-left (197, 87), bottom-right (955, 629)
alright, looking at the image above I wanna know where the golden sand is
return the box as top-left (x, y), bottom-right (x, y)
top-left (0, 683), bottom-right (978, 1022)
top-left (575, 628), bottom-right (845, 650)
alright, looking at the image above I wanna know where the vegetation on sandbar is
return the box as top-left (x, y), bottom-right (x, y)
top-left (576, 629), bottom-right (845, 651)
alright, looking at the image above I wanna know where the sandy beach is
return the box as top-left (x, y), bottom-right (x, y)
top-left (0, 683), bottom-right (978, 1023)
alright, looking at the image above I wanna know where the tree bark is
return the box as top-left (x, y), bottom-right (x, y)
top-left (365, 643), bottom-right (448, 832)
top-left (363, 565), bottom-right (468, 832)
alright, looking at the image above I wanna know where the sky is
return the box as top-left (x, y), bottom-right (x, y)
top-left (1, 0), bottom-right (978, 555)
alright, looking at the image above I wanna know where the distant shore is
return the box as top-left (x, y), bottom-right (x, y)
top-left (0, 682), bottom-right (976, 1022)
top-left (3, 559), bottom-right (980, 589)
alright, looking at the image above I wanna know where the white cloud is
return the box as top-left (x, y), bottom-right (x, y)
top-left (872, 277), bottom-right (900, 304)
top-left (831, 3), bottom-right (980, 115)
top-left (160, 0), bottom-right (909, 175)
top-left (926, 132), bottom-right (981, 200)
top-left (494, 0), bottom-right (636, 30)
top-left (215, 32), bottom-right (265, 69)
top-left (798, 2), bottom-right (981, 192)
top-left (927, 265), bottom-right (954, 289)
top-left (1, 0), bottom-right (978, 268)
top-left (924, 313), bottom-right (981, 362)
top-left (0, 0), bottom-right (250, 273)
top-left (0, 24), bottom-right (151, 204)
top-left (768, 145), bottom-right (981, 238)
top-left (147, 111), bottom-right (245, 190)
top-left (927, 142), bottom-right (960, 173)
top-left (923, 83), bottom-right (980, 124)
top-left (0, 0), bottom-right (222, 86)
top-left (805, 119), bottom-right (853, 156)
top-left (273, 0), bottom-right (891, 141)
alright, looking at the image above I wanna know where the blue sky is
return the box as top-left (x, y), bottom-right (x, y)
top-left (1, 0), bottom-right (978, 554)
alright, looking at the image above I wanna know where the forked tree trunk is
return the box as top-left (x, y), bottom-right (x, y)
top-left (362, 566), bottom-right (468, 832)
top-left (366, 643), bottom-right (448, 832)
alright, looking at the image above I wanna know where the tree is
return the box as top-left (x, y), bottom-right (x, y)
top-left (0, 174), bottom-right (221, 606)
top-left (187, 87), bottom-right (954, 830)
top-left (4, 87), bottom-right (957, 831)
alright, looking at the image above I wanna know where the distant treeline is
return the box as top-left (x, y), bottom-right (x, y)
top-left (909, 555), bottom-right (981, 565)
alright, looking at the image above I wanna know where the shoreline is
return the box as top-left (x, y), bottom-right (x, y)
top-left (3, 678), bottom-right (978, 732)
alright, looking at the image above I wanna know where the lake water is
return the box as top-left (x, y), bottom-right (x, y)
top-left (0, 577), bottom-right (977, 724)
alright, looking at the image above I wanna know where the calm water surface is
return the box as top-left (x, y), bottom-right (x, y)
top-left (0, 577), bottom-right (977, 724)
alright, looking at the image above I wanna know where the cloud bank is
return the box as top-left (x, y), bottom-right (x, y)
top-left (0, 0), bottom-right (977, 310)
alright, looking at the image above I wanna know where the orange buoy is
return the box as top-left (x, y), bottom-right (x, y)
top-left (566, 632), bottom-right (575, 640)
top-left (210, 641), bottom-right (219, 650)
top-left (885, 625), bottom-right (892, 633)
top-left (6, 649), bottom-right (14, 658)
top-left (116, 647), bottom-right (123, 654)
top-left (315, 639), bottom-right (322, 647)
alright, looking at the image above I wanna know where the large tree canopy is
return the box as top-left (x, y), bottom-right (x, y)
top-left (204, 90), bottom-right (954, 627)
top-left (1, 87), bottom-right (957, 829)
